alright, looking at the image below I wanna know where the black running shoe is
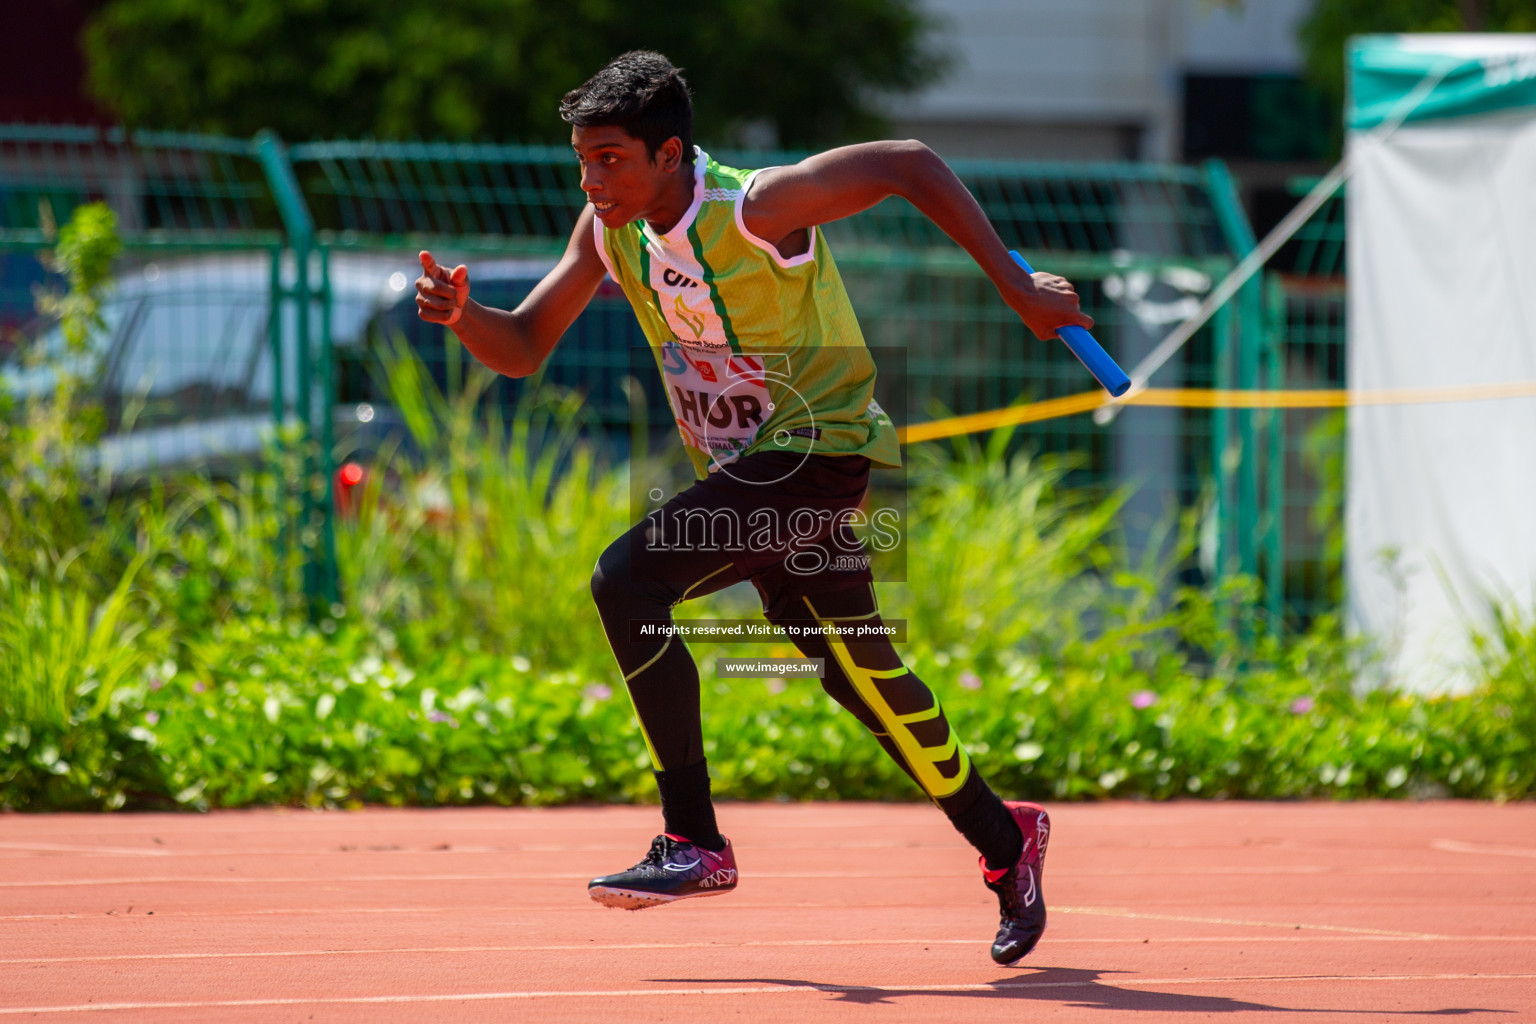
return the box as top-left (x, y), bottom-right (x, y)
top-left (588, 833), bottom-right (739, 910)
top-left (981, 801), bottom-right (1050, 965)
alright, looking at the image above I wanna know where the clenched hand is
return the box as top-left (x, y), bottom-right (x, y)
top-left (416, 250), bottom-right (470, 326)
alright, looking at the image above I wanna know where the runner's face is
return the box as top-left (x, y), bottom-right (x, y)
top-left (572, 125), bottom-right (684, 229)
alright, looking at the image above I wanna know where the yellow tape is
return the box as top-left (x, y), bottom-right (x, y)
top-left (897, 381), bottom-right (1536, 446)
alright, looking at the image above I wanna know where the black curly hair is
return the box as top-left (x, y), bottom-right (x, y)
top-left (560, 51), bottom-right (695, 166)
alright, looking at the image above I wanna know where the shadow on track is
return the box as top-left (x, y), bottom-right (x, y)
top-left (658, 965), bottom-right (1511, 1015)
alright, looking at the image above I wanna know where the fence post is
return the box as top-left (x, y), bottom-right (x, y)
top-left (1211, 300), bottom-right (1236, 580)
top-left (254, 129), bottom-right (337, 616)
top-left (1263, 274), bottom-right (1288, 626)
top-left (1200, 162), bottom-right (1243, 588)
top-left (1238, 274), bottom-right (1262, 583)
top-left (1201, 159), bottom-right (1269, 633)
top-left (316, 244), bottom-right (339, 607)
top-left (265, 243), bottom-right (291, 592)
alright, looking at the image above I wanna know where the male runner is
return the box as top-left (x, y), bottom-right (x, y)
top-left (415, 51), bottom-right (1090, 965)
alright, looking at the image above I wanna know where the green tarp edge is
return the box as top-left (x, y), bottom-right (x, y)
top-left (1348, 34), bottom-right (1536, 131)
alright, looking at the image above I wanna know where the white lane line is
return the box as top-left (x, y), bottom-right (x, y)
top-left (0, 942), bottom-right (992, 967)
top-left (3, 859), bottom-right (1499, 884)
top-left (1054, 906), bottom-right (1453, 940)
top-left (0, 844), bottom-right (170, 857)
top-left (0, 874), bottom-right (582, 888)
top-left (15, 869), bottom-right (1536, 889)
top-left (2, 940), bottom-right (954, 965)
top-left (0, 842), bottom-right (948, 858)
top-left (0, 846), bottom-right (916, 860)
top-left (0, 816), bottom-right (949, 834)
top-left (3, 973), bottom-right (1534, 1014)
top-left (1433, 839), bottom-right (1536, 860)
top-left (6, 902), bottom-right (1535, 928)
top-left (8, 933), bottom-right (1536, 966)
top-left (0, 848), bottom-right (500, 859)
top-left (0, 906), bottom-right (895, 922)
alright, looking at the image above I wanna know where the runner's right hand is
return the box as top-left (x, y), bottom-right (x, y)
top-left (1000, 269), bottom-right (1093, 343)
top-left (416, 250), bottom-right (470, 326)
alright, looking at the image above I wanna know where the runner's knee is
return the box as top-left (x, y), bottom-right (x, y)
top-left (591, 543), bottom-right (643, 618)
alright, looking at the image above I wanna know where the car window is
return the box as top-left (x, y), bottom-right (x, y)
top-left (108, 292), bottom-right (268, 426)
top-left (248, 296), bottom-right (375, 407)
top-left (0, 298), bottom-right (138, 401)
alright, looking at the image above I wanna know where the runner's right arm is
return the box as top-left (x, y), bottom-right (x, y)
top-left (741, 141), bottom-right (1091, 343)
top-left (415, 206), bottom-right (608, 378)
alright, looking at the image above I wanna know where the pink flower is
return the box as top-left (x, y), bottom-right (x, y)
top-left (145, 711), bottom-right (160, 725)
top-left (958, 671), bottom-right (983, 691)
top-left (427, 710), bottom-right (458, 727)
top-left (1130, 690), bottom-right (1158, 709)
top-left (192, 681), bottom-right (206, 694)
top-left (1290, 696), bottom-right (1315, 715)
top-left (583, 683), bottom-right (613, 701)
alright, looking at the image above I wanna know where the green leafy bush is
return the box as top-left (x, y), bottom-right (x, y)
top-left (7, 595), bottom-right (1528, 810)
top-left (4, 411), bottom-right (1529, 809)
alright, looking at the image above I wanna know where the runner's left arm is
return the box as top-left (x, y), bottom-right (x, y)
top-left (740, 141), bottom-right (1091, 341)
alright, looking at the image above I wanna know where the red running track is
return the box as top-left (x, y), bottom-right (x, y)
top-left (1, 801), bottom-right (1533, 1022)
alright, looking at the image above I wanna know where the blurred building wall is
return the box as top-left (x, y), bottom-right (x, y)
top-left (891, 0), bottom-right (1314, 162)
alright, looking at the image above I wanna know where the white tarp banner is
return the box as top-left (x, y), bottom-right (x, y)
top-left (1347, 36), bottom-right (1536, 692)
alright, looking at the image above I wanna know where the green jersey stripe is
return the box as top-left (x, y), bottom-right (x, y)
top-left (687, 218), bottom-right (742, 356)
top-left (635, 230), bottom-right (667, 321)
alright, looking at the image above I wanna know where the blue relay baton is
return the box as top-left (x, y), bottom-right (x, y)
top-left (1009, 251), bottom-right (1131, 397)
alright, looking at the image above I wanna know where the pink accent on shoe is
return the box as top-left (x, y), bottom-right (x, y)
top-left (663, 834), bottom-right (734, 863)
top-left (980, 859), bottom-right (1010, 884)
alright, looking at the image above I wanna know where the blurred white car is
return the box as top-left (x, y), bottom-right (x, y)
top-left (3, 251), bottom-right (651, 495)
top-left (3, 252), bottom-right (428, 482)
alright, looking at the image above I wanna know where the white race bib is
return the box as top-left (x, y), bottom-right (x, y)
top-left (660, 341), bottom-right (772, 467)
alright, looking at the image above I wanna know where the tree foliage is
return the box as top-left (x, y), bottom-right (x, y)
top-left (82, 0), bottom-right (948, 148)
top-left (1299, 0), bottom-right (1536, 108)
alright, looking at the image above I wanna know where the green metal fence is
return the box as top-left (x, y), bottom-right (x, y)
top-left (0, 126), bottom-right (339, 605)
top-left (1265, 184), bottom-right (1348, 625)
top-left (2, 125), bottom-right (1303, 615)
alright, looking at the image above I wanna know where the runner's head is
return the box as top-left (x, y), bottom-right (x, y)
top-left (561, 51), bottom-right (695, 168)
top-left (564, 52), bottom-right (696, 227)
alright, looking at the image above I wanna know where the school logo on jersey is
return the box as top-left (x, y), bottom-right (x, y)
top-left (672, 294), bottom-right (709, 339)
top-left (650, 243), bottom-right (728, 348)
